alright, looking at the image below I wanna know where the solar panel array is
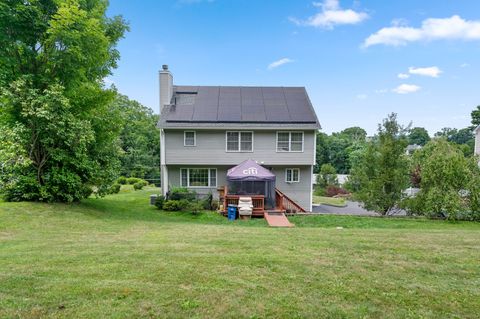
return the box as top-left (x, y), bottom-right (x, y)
top-left (165, 86), bottom-right (317, 123)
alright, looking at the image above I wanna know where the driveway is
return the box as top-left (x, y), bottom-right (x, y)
top-left (312, 201), bottom-right (407, 216)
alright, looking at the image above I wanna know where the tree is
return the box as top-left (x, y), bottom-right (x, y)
top-left (0, 0), bottom-right (128, 202)
top-left (434, 127), bottom-right (474, 155)
top-left (408, 127), bottom-right (430, 146)
top-left (339, 127), bottom-right (367, 142)
top-left (327, 136), bottom-right (351, 174)
top-left (349, 113), bottom-right (410, 215)
top-left (115, 94), bottom-right (160, 182)
top-left (471, 105), bottom-right (480, 128)
top-left (316, 163), bottom-right (337, 188)
top-left (314, 132), bottom-right (329, 173)
top-left (403, 139), bottom-right (480, 220)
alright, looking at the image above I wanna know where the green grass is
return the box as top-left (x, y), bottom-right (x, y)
top-left (1, 187), bottom-right (480, 318)
top-left (312, 195), bottom-right (347, 207)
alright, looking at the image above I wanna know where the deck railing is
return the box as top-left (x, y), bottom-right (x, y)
top-left (219, 186), bottom-right (306, 215)
top-left (275, 188), bottom-right (306, 213)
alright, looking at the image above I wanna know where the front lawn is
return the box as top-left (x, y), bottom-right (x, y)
top-left (1, 187), bottom-right (479, 318)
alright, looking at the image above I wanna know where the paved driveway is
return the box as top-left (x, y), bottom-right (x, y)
top-left (312, 201), bottom-right (407, 216)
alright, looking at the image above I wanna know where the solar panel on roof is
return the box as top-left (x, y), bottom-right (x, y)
top-left (165, 86), bottom-right (318, 124)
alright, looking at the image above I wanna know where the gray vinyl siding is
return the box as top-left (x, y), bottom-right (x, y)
top-left (271, 166), bottom-right (312, 212)
top-left (167, 165), bottom-right (312, 211)
top-left (476, 129), bottom-right (480, 156)
top-left (164, 129), bottom-right (315, 165)
top-left (168, 166), bottom-right (228, 199)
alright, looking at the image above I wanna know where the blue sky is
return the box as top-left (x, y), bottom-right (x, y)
top-left (107, 0), bottom-right (480, 135)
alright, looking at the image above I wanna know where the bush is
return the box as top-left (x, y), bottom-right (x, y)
top-left (211, 199), bottom-right (220, 211)
top-left (127, 177), bottom-right (142, 185)
top-left (168, 187), bottom-right (196, 201)
top-left (326, 185), bottom-right (349, 197)
top-left (109, 183), bottom-right (121, 194)
top-left (201, 193), bottom-right (213, 210)
top-left (154, 195), bottom-right (165, 209)
top-left (189, 202), bottom-right (203, 215)
top-left (314, 186), bottom-right (326, 196)
top-left (133, 182), bottom-right (144, 191)
top-left (116, 176), bottom-right (127, 185)
top-left (163, 199), bottom-right (190, 211)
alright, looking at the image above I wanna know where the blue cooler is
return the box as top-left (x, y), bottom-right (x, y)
top-left (227, 205), bottom-right (237, 221)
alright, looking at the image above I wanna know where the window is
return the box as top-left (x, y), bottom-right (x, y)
top-left (184, 131), bottom-right (196, 146)
top-left (180, 168), bottom-right (217, 187)
top-left (285, 168), bottom-right (300, 183)
top-left (226, 131), bottom-right (253, 152)
top-left (277, 132), bottom-right (304, 152)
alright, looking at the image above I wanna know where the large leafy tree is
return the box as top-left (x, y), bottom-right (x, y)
top-left (403, 139), bottom-right (480, 220)
top-left (349, 113), bottom-right (410, 215)
top-left (0, 0), bottom-right (128, 202)
top-left (115, 94), bottom-right (160, 182)
top-left (339, 126), bottom-right (367, 142)
top-left (408, 127), bottom-right (430, 146)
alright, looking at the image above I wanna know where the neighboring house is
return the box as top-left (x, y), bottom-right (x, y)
top-left (475, 125), bottom-right (480, 156)
top-left (157, 65), bottom-right (320, 212)
top-left (313, 174), bottom-right (349, 186)
top-left (406, 144), bottom-right (422, 155)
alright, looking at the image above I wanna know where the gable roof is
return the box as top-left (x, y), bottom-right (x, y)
top-left (158, 86), bottom-right (320, 129)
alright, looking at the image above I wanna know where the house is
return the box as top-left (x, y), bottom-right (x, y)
top-left (157, 65), bottom-right (320, 214)
top-left (475, 125), bottom-right (480, 156)
top-left (406, 144), bottom-right (422, 155)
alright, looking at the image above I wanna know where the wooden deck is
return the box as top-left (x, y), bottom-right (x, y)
top-left (219, 186), bottom-right (305, 217)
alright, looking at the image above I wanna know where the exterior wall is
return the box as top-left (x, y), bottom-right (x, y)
top-left (475, 128), bottom-right (480, 156)
top-left (164, 129), bottom-right (316, 166)
top-left (166, 164), bottom-right (313, 211)
top-left (271, 165), bottom-right (312, 212)
top-left (167, 165), bottom-right (228, 199)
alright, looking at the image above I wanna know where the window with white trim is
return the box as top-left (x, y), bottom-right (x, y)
top-left (226, 131), bottom-right (253, 152)
top-left (184, 131), bottom-right (196, 146)
top-left (277, 132), bottom-right (304, 152)
top-left (285, 168), bottom-right (300, 183)
top-left (180, 168), bottom-right (217, 187)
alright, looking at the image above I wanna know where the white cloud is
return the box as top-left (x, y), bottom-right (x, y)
top-left (291, 0), bottom-right (369, 29)
top-left (460, 62), bottom-right (470, 68)
top-left (363, 15), bottom-right (480, 47)
top-left (393, 84), bottom-right (421, 94)
top-left (408, 66), bottom-right (442, 77)
top-left (356, 93), bottom-right (368, 100)
top-left (268, 58), bottom-right (294, 70)
top-left (374, 89), bottom-right (388, 94)
top-left (398, 73), bottom-right (410, 79)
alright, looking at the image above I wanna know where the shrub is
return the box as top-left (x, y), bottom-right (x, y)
top-left (211, 199), bottom-right (220, 211)
top-left (127, 177), bottom-right (142, 185)
top-left (168, 187), bottom-right (196, 201)
top-left (133, 182), bottom-right (144, 191)
top-left (326, 185), bottom-right (349, 197)
top-left (116, 176), bottom-right (127, 185)
top-left (317, 164), bottom-right (338, 188)
top-left (201, 193), bottom-right (213, 210)
top-left (189, 202), bottom-right (203, 215)
top-left (154, 195), bottom-right (165, 209)
top-left (109, 183), bottom-right (121, 194)
top-left (164, 200), bottom-right (182, 211)
top-left (314, 186), bottom-right (326, 196)
top-left (163, 199), bottom-right (191, 211)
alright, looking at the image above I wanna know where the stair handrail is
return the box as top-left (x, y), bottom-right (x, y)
top-left (275, 188), bottom-right (306, 213)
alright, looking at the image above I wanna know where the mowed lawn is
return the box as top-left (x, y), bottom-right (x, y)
top-left (1, 187), bottom-right (480, 318)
